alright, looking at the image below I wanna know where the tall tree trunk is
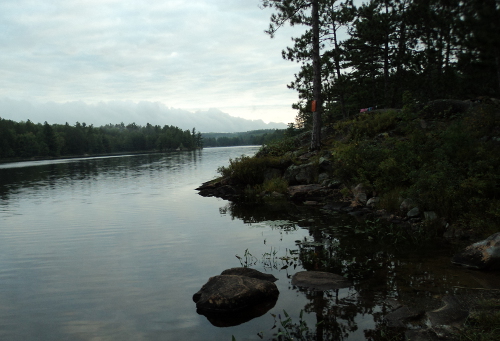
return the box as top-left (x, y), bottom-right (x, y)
top-left (383, 0), bottom-right (390, 108)
top-left (391, 19), bottom-right (406, 107)
top-left (332, 24), bottom-right (346, 118)
top-left (445, 32), bottom-right (451, 70)
top-left (496, 52), bottom-right (500, 96)
top-left (310, 0), bottom-right (322, 150)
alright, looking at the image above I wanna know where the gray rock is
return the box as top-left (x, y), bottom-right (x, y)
top-left (291, 271), bottom-right (351, 291)
top-left (452, 232), bottom-right (500, 270)
top-left (366, 197), bottom-right (380, 207)
top-left (288, 184), bottom-right (325, 200)
top-left (356, 192), bottom-right (368, 205)
top-left (271, 191), bottom-right (285, 198)
top-left (298, 151), bottom-right (316, 161)
top-left (400, 198), bottom-right (415, 212)
top-left (424, 211), bottom-right (438, 221)
top-left (284, 163), bottom-right (316, 185)
top-left (221, 267), bottom-right (278, 282)
top-left (322, 202), bottom-right (349, 212)
top-left (193, 274), bottom-right (279, 314)
top-left (322, 179), bottom-right (342, 189)
top-left (352, 183), bottom-right (367, 205)
top-left (263, 168), bottom-right (282, 181)
top-left (352, 183), bottom-right (365, 196)
top-left (426, 295), bottom-right (469, 336)
top-left (407, 207), bottom-right (420, 218)
top-left (318, 172), bottom-right (329, 183)
top-left (421, 99), bottom-right (473, 119)
top-left (384, 306), bottom-right (422, 328)
top-left (318, 157), bottom-right (333, 172)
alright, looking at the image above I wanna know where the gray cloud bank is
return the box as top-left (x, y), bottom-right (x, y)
top-left (0, 0), bottom-right (305, 124)
top-left (0, 99), bottom-right (286, 133)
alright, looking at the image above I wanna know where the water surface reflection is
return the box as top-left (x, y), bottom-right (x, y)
top-left (0, 148), bottom-right (499, 340)
top-left (220, 200), bottom-right (500, 340)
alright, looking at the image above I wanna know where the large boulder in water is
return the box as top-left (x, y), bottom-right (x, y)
top-left (193, 268), bottom-right (279, 317)
top-left (452, 232), bottom-right (500, 270)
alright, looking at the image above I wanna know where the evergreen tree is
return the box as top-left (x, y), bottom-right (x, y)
top-left (42, 121), bottom-right (59, 156)
top-left (262, 0), bottom-right (324, 149)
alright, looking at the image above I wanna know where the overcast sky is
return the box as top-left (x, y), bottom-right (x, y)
top-left (0, 0), bottom-right (307, 127)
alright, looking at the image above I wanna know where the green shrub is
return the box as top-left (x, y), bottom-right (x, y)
top-left (350, 110), bottom-right (399, 140)
top-left (331, 141), bottom-right (380, 186)
top-left (258, 177), bottom-right (289, 194)
top-left (327, 101), bottom-right (500, 232)
top-left (459, 306), bottom-right (500, 341)
top-left (378, 187), bottom-right (404, 213)
top-left (217, 155), bottom-right (282, 186)
top-left (258, 135), bottom-right (300, 157)
top-left (223, 100), bottom-right (500, 235)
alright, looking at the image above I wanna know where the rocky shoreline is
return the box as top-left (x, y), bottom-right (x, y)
top-left (197, 172), bottom-right (500, 339)
top-left (196, 98), bottom-right (500, 339)
top-left (196, 121), bottom-right (500, 339)
top-left (196, 146), bottom-right (455, 240)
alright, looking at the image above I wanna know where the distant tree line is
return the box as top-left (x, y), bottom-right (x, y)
top-left (202, 129), bottom-right (286, 147)
top-left (0, 118), bottom-right (203, 160)
top-left (262, 0), bottom-right (500, 127)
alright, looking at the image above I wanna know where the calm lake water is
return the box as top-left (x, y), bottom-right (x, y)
top-left (1, 146), bottom-right (499, 341)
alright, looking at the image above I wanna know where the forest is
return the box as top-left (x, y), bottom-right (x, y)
top-left (0, 119), bottom-right (203, 160)
top-left (202, 129), bottom-right (286, 147)
top-left (261, 0), bottom-right (500, 127)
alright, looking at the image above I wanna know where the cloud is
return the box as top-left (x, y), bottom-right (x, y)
top-left (0, 0), bottom-right (306, 124)
top-left (0, 98), bottom-right (286, 133)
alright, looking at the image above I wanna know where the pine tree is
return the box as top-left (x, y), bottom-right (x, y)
top-left (262, 0), bottom-right (323, 150)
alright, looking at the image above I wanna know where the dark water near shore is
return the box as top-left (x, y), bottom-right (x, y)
top-left (0, 146), bottom-right (499, 341)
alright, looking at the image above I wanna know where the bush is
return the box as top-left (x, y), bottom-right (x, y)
top-left (351, 110), bottom-right (399, 140)
top-left (258, 177), bottom-right (289, 194)
top-left (258, 135), bottom-right (301, 157)
top-left (217, 155), bottom-right (283, 186)
top-left (328, 100), bottom-right (500, 231)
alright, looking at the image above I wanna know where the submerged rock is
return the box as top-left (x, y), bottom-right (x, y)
top-left (202, 299), bottom-right (278, 327)
top-left (452, 232), bottom-right (500, 270)
top-left (291, 271), bottom-right (351, 291)
top-left (426, 296), bottom-right (469, 337)
top-left (384, 305), bottom-right (423, 328)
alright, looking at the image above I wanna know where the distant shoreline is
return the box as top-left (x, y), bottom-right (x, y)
top-left (0, 146), bottom-right (263, 165)
top-left (0, 149), bottom-right (195, 165)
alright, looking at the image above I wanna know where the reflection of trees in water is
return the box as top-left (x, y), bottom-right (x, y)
top-left (222, 201), bottom-right (466, 340)
top-left (219, 201), bottom-right (304, 225)
top-left (302, 289), bottom-right (358, 341)
top-left (0, 151), bottom-right (201, 201)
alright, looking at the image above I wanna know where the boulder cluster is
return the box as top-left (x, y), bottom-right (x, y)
top-left (193, 268), bottom-right (357, 326)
